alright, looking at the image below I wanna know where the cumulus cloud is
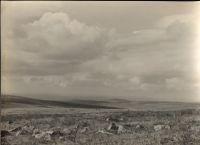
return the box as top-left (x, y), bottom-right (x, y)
top-left (2, 12), bottom-right (113, 77)
top-left (19, 12), bottom-right (109, 58)
top-left (2, 2), bottom-right (199, 102)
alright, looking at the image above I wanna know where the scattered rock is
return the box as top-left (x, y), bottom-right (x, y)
top-left (190, 126), bottom-right (200, 131)
top-left (16, 131), bottom-right (21, 136)
top-left (59, 136), bottom-right (64, 141)
top-left (51, 130), bottom-right (64, 137)
top-left (9, 126), bottom-right (22, 132)
top-left (97, 129), bottom-right (113, 135)
top-left (32, 129), bottom-right (48, 139)
top-left (80, 122), bottom-right (89, 127)
top-left (1, 130), bottom-right (11, 137)
top-left (46, 130), bottom-right (54, 135)
top-left (63, 128), bottom-right (71, 134)
top-left (107, 122), bottom-right (125, 134)
top-left (34, 132), bottom-right (46, 139)
top-left (164, 125), bottom-right (171, 130)
top-left (43, 133), bottom-right (52, 141)
top-left (154, 125), bottom-right (164, 131)
top-left (33, 129), bottom-right (40, 135)
top-left (117, 125), bottom-right (125, 134)
top-left (107, 122), bottom-right (118, 131)
top-left (136, 124), bottom-right (144, 129)
top-left (10, 125), bottom-right (34, 136)
top-left (154, 124), bottom-right (170, 131)
top-left (173, 136), bottom-right (179, 142)
top-left (32, 129), bottom-right (54, 140)
top-left (80, 127), bottom-right (89, 133)
top-left (31, 128), bottom-right (75, 141)
top-left (106, 116), bottom-right (123, 122)
top-left (18, 125), bottom-right (34, 135)
top-left (23, 125), bottom-right (34, 131)
top-left (136, 125), bottom-right (140, 129)
top-left (106, 116), bottom-right (125, 122)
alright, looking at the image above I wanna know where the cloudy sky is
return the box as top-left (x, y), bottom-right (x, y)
top-left (1, 1), bottom-right (200, 102)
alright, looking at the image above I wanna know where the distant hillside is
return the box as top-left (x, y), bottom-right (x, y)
top-left (1, 94), bottom-right (199, 111)
top-left (1, 94), bottom-right (119, 109)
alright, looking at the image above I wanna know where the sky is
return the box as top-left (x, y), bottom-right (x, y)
top-left (1, 1), bottom-right (200, 102)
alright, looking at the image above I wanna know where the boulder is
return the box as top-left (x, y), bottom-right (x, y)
top-left (32, 129), bottom-right (53, 141)
top-left (80, 127), bottom-right (89, 133)
top-left (154, 124), bottom-right (170, 131)
top-left (16, 131), bottom-right (21, 136)
top-left (9, 126), bottom-right (22, 132)
top-left (154, 125), bottom-right (164, 131)
top-left (43, 133), bottom-right (52, 141)
top-left (164, 125), bottom-right (171, 130)
top-left (1, 130), bottom-right (11, 137)
top-left (136, 124), bottom-right (144, 129)
top-left (107, 122), bottom-right (118, 131)
top-left (34, 132), bottom-right (46, 139)
top-left (19, 125), bottom-right (34, 135)
top-left (63, 128), bottom-right (71, 134)
top-left (97, 129), bottom-right (113, 135)
top-left (117, 125), bottom-right (125, 134)
top-left (46, 130), bottom-right (54, 135)
top-left (51, 130), bottom-right (64, 137)
top-left (107, 122), bottom-right (125, 134)
top-left (33, 129), bottom-right (40, 135)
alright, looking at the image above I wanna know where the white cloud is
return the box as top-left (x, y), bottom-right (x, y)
top-left (2, 5), bottom-right (199, 102)
top-left (157, 14), bottom-right (196, 28)
top-left (21, 12), bottom-right (108, 58)
top-left (2, 12), bottom-right (114, 77)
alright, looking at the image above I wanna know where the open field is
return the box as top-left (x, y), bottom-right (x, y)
top-left (1, 95), bottom-right (200, 145)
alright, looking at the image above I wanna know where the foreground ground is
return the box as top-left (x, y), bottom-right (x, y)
top-left (1, 106), bottom-right (200, 145)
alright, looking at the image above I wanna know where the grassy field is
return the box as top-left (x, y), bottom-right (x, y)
top-left (1, 95), bottom-right (200, 145)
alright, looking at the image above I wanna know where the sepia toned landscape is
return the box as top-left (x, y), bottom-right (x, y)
top-left (1, 1), bottom-right (200, 145)
top-left (1, 95), bottom-right (200, 145)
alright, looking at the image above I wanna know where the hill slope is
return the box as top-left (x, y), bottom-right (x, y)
top-left (1, 95), bottom-right (119, 109)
